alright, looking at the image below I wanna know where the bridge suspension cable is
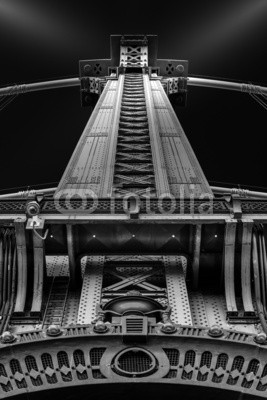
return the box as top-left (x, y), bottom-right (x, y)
top-left (0, 76), bottom-right (267, 97)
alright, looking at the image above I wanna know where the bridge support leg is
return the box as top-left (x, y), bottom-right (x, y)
top-left (224, 220), bottom-right (238, 316)
top-left (30, 230), bottom-right (45, 317)
top-left (14, 219), bottom-right (27, 315)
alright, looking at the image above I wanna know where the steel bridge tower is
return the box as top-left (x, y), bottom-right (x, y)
top-left (1, 35), bottom-right (267, 400)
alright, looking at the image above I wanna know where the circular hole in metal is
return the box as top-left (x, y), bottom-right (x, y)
top-left (113, 348), bottom-right (157, 377)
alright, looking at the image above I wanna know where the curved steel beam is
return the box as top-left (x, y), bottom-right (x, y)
top-left (187, 77), bottom-right (267, 95)
top-left (0, 78), bottom-right (80, 97)
top-left (1, 76), bottom-right (267, 97)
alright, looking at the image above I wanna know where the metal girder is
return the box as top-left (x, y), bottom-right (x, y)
top-left (241, 219), bottom-right (254, 314)
top-left (120, 45), bottom-right (148, 67)
top-left (101, 75), bottom-right (125, 197)
top-left (103, 269), bottom-right (162, 292)
top-left (55, 76), bottom-right (124, 198)
top-left (149, 78), bottom-right (212, 198)
top-left (113, 74), bottom-right (156, 196)
top-left (224, 220), bottom-right (238, 314)
top-left (30, 230), bottom-right (45, 316)
top-left (14, 219), bottom-right (27, 315)
top-left (143, 74), bottom-right (170, 196)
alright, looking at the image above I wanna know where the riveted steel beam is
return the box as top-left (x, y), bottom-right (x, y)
top-left (241, 219), bottom-right (254, 314)
top-left (14, 218), bottom-right (27, 315)
top-left (30, 229), bottom-right (45, 317)
top-left (224, 220), bottom-right (238, 315)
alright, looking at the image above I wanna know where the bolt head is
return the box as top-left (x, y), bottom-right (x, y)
top-left (176, 64), bottom-right (184, 73)
top-left (93, 321), bottom-right (108, 333)
top-left (208, 325), bottom-right (224, 338)
top-left (161, 323), bottom-right (177, 334)
top-left (26, 201), bottom-right (40, 216)
top-left (1, 331), bottom-right (16, 344)
top-left (46, 325), bottom-right (62, 337)
top-left (254, 332), bottom-right (267, 344)
top-left (84, 64), bottom-right (92, 74)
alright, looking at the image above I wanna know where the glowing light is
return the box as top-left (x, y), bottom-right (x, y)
top-left (132, 234), bottom-right (135, 237)
top-left (0, 0), bottom-right (86, 49)
top-left (184, 0), bottom-right (267, 59)
top-left (214, 234), bottom-right (218, 238)
top-left (172, 235), bottom-right (175, 238)
top-left (92, 235), bottom-right (96, 238)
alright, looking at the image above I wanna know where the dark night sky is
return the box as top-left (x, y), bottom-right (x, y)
top-left (0, 0), bottom-right (267, 193)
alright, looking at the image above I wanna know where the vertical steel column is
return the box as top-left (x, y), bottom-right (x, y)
top-left (143, 75), bottom-right (170, 196)
top-left (30, 230), bottom-right (45, 316)
top-left (0, 232), bottom-right (3, 312)
top-left (101, 75), bottom-right (125, 196)
top-left (241, 219), bottom-right (254, 314)
top-left (14, 218), bottom-right (27, 315)
top-left (66, 224), bottom-right (81, 289)
top-left (192, 224), bottom-right (202, 290)
top-left (224, 220), bottom-right (237, 314)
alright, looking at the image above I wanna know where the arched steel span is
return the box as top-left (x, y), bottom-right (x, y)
top-left (0, 76), bottom-right (267, 97)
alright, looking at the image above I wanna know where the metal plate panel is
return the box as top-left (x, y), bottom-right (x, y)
top-left (188, 292), bottom-right (257, 334)
top-left (46, 256), bottom-right (69, 277)
top-left (164, 256), bottom-right (192, 325)
top-left (62, 291), bottom-right (81, 326)
top-left (241, 220), bottom-right (254, 312)
top-left (224, 221), bottom-right (237, 313)
top-left (143, 75), bottom-right (170, 196)
top-left (55, 78), bottom-right (123, 197)
top-left (150, 79), bottom-right (212, 198)
top-left (77, 256), bottom-right (105, 324)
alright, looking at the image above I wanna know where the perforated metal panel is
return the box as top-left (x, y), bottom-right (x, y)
top-left (46, 256), bottom-right (69, 277)
top-left (77, 256), bottom-right (104, 324)
top-left (188, 292), bottom-right (258, 334)
top-left (62, 291), bottom-right (81, 326)
top-left (43, 277), bottom-right (69, 327)
top-left (188, 291), bottom-right (209, 327)
top-left (164, 256), bottom-right (192, 325)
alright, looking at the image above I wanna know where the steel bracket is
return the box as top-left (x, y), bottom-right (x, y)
top-left (230, 194), bottom-right (242, 219)
top-left (26, 215), bottom-right (45, 230)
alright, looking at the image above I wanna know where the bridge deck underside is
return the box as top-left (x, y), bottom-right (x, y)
top-left (9, 255), bottom-right (257, 335)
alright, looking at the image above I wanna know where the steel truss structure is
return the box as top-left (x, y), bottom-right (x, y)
top-left (0, 34), bottom-right (267, 400)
